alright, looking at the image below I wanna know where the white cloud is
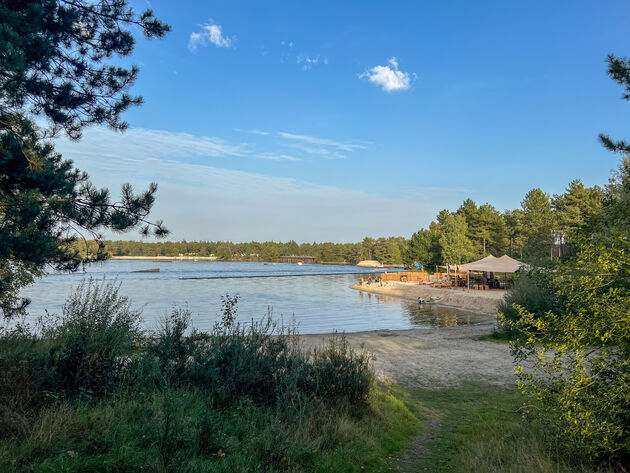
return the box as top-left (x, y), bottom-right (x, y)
top-left (49, 126), bottom-right (440, 241)
top-left (360, 57), bottom-right (416, 92)
top-left (296, 54), bottom-right (328, 71)
top-left (57, 127), bottom-right (246, 162)
top-left (54, 127), bottom-right (371, 168)
top-left (257, 152), bottom-right (301, 161)
top-left (188, 22), bottom-right (234, 51)
top-left (234, 128), bottom-right (271, 136)
top-left (277, 132), bottom-right (368, 152)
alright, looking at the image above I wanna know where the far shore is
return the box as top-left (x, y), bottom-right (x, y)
top-left (350, 281), bottom-right (504, 315)
top-left (109, 256), bottom-right (405, 267)
top-left (111, 255), bottom-right (219, 261)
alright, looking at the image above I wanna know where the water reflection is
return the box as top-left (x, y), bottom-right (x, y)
top-left (358, 291), bottom-right (491, 328)
top-left (21, 261), bottom-right (492, 334)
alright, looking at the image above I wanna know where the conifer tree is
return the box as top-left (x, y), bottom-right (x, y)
top-left (0, 0), bottom-right (170, 317)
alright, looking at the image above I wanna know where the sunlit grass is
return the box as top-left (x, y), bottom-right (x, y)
top-left (0, 385), bottom-right (418, 473)
top-left (392, 383), bottom-right (615, 473)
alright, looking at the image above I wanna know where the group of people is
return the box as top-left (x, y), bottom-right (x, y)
top-left (358, 276), bottom-right (387, 287)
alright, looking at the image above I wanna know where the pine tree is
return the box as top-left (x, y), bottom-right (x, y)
top-left (439, 214), bottom-right (474, 264)
top-left (0, 0), bottom-right (170, 317)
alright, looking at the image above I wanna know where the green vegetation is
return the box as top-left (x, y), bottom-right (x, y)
top-left (93, 237), bottom-right (410, 266)
top-left (499, 54), bottom-right (630, 467)
top-left (0, 1), bottom-right (170, 318)
top-left (0, 386), bottom-right (417, 473)
top-left (496, 269), bottom-right (564, 337)
top-left (393, 383), bottom-right (614, 473)
top-left (0, 281), bottom-right (417, 471)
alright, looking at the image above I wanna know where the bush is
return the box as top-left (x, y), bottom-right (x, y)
top-left (498, 268), bottom-right (564, 337)
top-left (146, 295), bottom-right (373, 408)
top-left (42, 279), bottom-right (143, 397)
top-left (310, 333), bottom-right (373, 405)
top-left (0, 282), bottom-right (375, 448)
top-left (504, 238), bottom-right (630, 466)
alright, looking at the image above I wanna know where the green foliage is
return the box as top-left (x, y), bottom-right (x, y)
top-left (404, 227), bottom-right (440, 267)
top-left (439, 213), bottom-right (474, 264)
top-left (552, 180), bottom-right (604, 234)
top-left (372, 237), bottom-right (407, 265)
top-left (310, 334), bottom-right (373, 405)
top-left (456, 200), bottom-right (508, 258)
top-left (0, 278), bottom-right (142, 418)
top-left (0, 284), bottom-right (403, 471)
top-left (503, 154), bottom-right (630, 464)
top-left (497, 268), bottom-right (564, 337)
top-left (599, 54), bottom-right (630, 154)
top-left (0, 281), bottom-right (374, 417)
top-left (100, 237), bottom-right (408, 265)
top-left (0, 386), bottom-right (417, 473)
top-left (43, 279), bottom-right (143, 397)
top-left (520, 188), bottom-right (556, 260)
top-left (0, 0), bottom-right (170, 137)
top-left (502, 208), bottom-right (525, 257)
top-left (0, 1), bottom-right (170, 318)
top-left (144, 300), bottom-right (374, 408)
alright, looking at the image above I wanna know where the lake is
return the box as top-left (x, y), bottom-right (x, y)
top-left (21, 260), bottom-right (490, 334)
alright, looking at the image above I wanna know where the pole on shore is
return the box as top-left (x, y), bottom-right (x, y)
top-left (467, 270), bottom-right (470, 291)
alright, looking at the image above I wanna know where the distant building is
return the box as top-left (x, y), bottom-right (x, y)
top-left (278, 255), bottom-right (316, 264)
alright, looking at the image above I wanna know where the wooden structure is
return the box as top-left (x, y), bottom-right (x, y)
top-left (278, 255), bottom-right (316, 264)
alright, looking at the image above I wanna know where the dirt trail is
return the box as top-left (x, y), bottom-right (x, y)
top-left (300, 324), bottom-right (515, 389)
top-left (302, 323), bottom-right (518, 470)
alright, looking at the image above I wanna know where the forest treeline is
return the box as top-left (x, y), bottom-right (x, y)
top-left (95, 178), bottom-right (604, 266)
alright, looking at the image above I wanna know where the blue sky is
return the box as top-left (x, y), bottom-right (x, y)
top-left (55, 0), bottom-right (630, 242)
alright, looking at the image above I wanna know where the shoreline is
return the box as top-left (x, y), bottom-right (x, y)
top-left (350, 281), bottom-right (504, 315)
top-left (300, 323), bottom-right (515, 388)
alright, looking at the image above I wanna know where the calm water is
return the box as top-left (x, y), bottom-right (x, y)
top-left (21, 260), bottom-right (490, 334)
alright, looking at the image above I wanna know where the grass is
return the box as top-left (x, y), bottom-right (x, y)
top-left (0, 385), bottom-right (418, 473)
top-left (0, 281), bottom-right (619, 471)
top-left (0, 281), bottom-right (419, 472)
top-left (391, 383), bottom-right (616, 473)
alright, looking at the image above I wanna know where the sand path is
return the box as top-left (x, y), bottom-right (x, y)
top-left (301, 323), bottom-right (516, 389)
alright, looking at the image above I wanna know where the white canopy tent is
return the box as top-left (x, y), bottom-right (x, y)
top-left (454, 254), bottom-right (528, 290)
top-left (459, 254), bottom-right (528, 273)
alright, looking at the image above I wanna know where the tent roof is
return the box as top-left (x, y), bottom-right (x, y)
top-left (458, 254), bottom-right (528, 273)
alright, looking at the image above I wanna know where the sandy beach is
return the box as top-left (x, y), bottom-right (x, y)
top-left (301, 324), bottom-right (515, 389)
top-left (350, 281), bottom-right (504, 315)
top-left (295, 282), bottom-right (516, 389)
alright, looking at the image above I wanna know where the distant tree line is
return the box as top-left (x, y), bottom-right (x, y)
top-left (92, 237), bottom-right (409, 265)
top-left (406, 180), bottom-right (604, 267)
top-left (92, 178), bottom-right (603, 267)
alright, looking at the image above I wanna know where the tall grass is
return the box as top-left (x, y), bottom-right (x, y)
top-left (0, 280), bottom-right (413, 471)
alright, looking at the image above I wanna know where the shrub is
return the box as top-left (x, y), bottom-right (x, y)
top-left (145, 295), bottom-right (373, 408)
top-left (42, 278), bottom-right (143, 397)
top-left (498, 268), bottom-right (564, 337)
top-left (146, 305), bottom-right (194, 385)
top-left (504, 237), bottom-right (630, 465)
top-left (309, 333), bottom-right (373, 405)
top-left (0, 323), bottom-right (46, 436)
